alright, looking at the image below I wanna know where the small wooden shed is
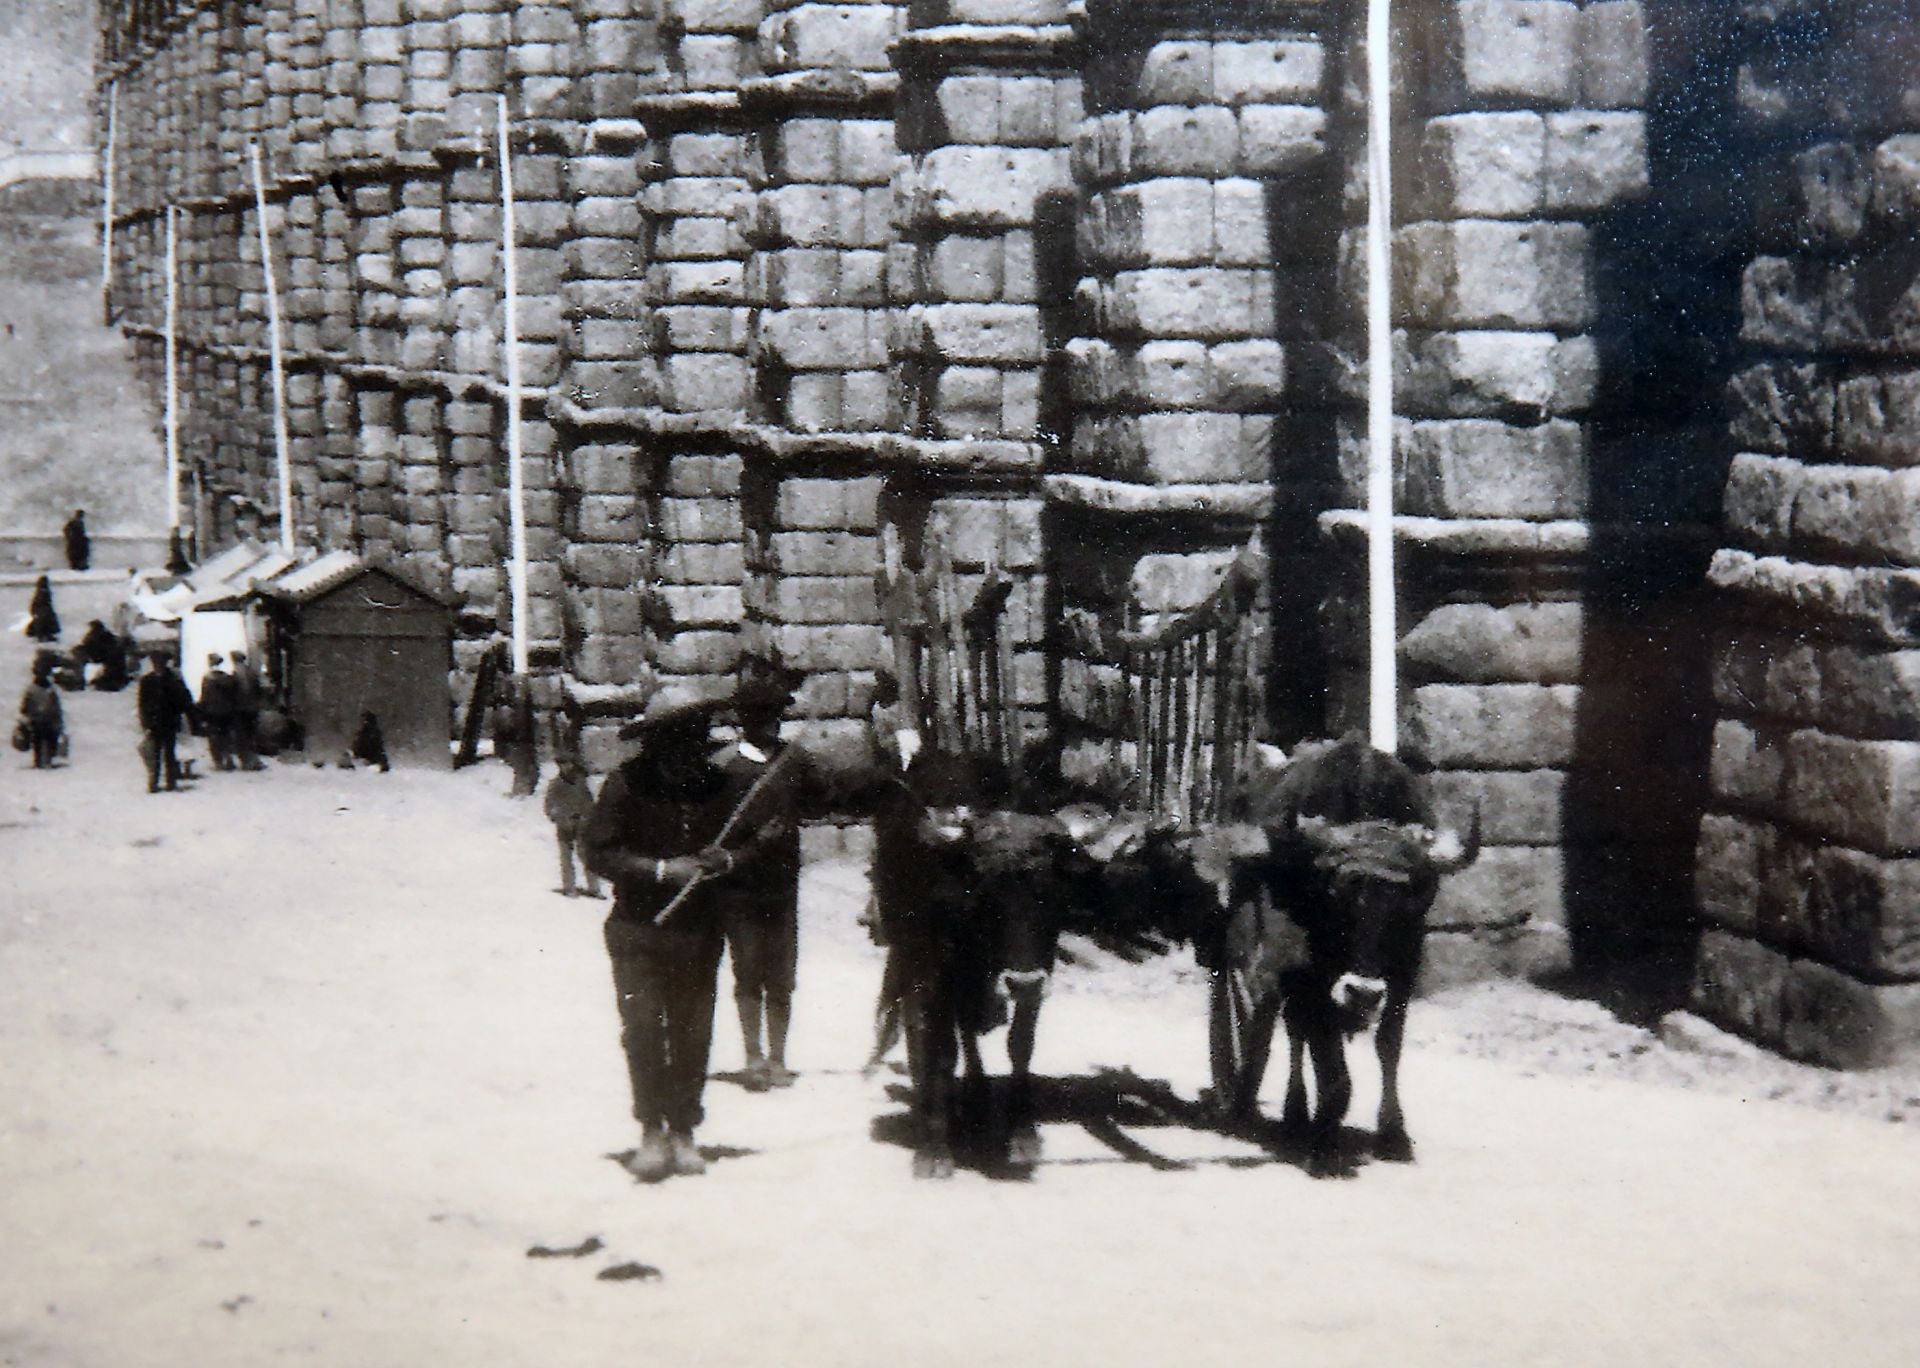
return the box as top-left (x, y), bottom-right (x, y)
top-left (257, 554), bottom-right (454, 769)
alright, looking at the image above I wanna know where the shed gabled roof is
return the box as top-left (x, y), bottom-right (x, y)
top-left (258, 553), bottom-right (453, 608)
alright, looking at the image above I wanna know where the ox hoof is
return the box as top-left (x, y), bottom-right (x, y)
top-left (1305, 1146), bottom-right (1357, 1181)
top-left (1006, 1128), bottom-right (1042, 1174)
top-left (1373, 1130), bottom-right (1415, 1164)
top-left (912, 1147), bottom-right (955, 1181)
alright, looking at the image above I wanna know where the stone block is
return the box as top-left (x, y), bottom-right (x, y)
top-left (769, 623), bottom-right (889, 671)
top-left (1870, 133), bottom-right (1920, 232)
top-left (1689, 930), bottom-right (1789, 1056)
top-left (755, 308), bottom-right (889, 370)
top-left (1755, 140), bottom-right (1868, 251)
top-left (1401, 683), bottom-right (1581, 769)
top-left (1390, 418), bottom-right (1588, 520)
top-left (1100, 268), bottom-right (1264, 340)
top-left (1708, 717), bottom-right (1788, 813)
top-left (775, 476), bottom-right (882, 532)
top-left (568, 360), bottom-right (659, 409)
top-left (656, 261), bottom-right (746, 303)
top-left (658, 583), bottom-right (745, 626)
top-left (665, 456), bottom-right (743, 498)
top-left (565, 543), bottom-right (642, 588)
top-left (1231, 104), bottom-right (1326, 176)
top-left (657, 496), bottom-right (744, 542)
top-left (654, 629), bottom-right (743, 676)
top-left (1782, 731), bottom-right (1920, 857)
top-left (661, 352), bottom-right (752, 411)
top-left (1427, 844), bottom-right (1558, 931)
top-left (767, 530), bottom-right (876, 576)
top-left (1070, 413), bottom-right (1272, 484)
top-left (1579, 0), bottom-right (1649, 108)
top-left (1213, 40), bottom-right (1323, 107)
top-left (759, 575), bottom-right (880, 624)
top-left (913, 147), bottom-right (1071, 229)
top-left (918, 304), bottom-right (1045, 365)
top-left (658, 541), bottom-right (747, 585)
top-left (1727, 362), bottom-right (1834, 457)
top-left (1398, 330), bottom-right (1597, 418)
top-left (1131, 106), bottom-right (1239, 178)
top-left (1410, 113), bottom-right (1545, 219)
top-left (1722, 452), bottom-right (1799, 551)
top-left (1439, 0), bottom-right (1582, 111)
top-left (1395, 221), bottom-right (1591, 331)
top-left (1400, 601), bottom-right (1583, 684)
top-left (1427, 768), bottom-right (1566, 846)
top-left (1543, 111), bottom-right (1647, 212)
top-left (1833, 370), bottom-right (1920, 469)
top-left (1695, 811), bottom-right (1765, 936)
top-left (761, 3), bottom-right (901, 73)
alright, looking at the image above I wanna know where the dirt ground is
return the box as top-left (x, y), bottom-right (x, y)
top-left (4, 576), bottom-right (1920, 1368)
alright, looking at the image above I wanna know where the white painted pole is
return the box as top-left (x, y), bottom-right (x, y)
top-left (164, 204), bottom-right (180, 534)
top-left (1366, 0), bottom-right (1398, 755)
top-left (249, 142), bottom-right (296, 553)
top-left (498, 94), bottom-right (529, 678)
top-left (101, 81), bottom-right (117, 317)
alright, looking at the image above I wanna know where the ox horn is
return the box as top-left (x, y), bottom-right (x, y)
top-left (1425, 803), bottom-right (1481, 873)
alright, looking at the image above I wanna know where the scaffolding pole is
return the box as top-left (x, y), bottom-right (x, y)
top-left (1366, 0), bottom-right (1398, 755)
top-left (249, 142), bottom-right (296, 553)
top-left (164, 204), bottom-right (180, 533)
top-left (498, 95), bottom-right (529, 678)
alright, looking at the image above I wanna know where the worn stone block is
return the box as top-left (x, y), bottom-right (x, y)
top-left (1834, 370), bottom-right (1920, 469)
top-left (1696, 812), bottom-right (1765, 936)
top-left (769, 623), bottom-right (888, 671)
top-left (918, 304), bottom-right (1046, 365)
top-left (1439, 0), bottom-right (1582, 111)
top-left (1387, 418), bottom-right (1589, 520)
top-left (1236, 104), bottom-right (1327, 175)
top-left (1427, 845), bottom-right (1558, 931)
top-left (1580, 1), bottom-right (1649, 108)
top-left (1543, 111), bottom-right (1647, 212)
top-left (1131, 105), bottom-right (1239, 178)
top-left (914, 147), bottom-right (1071, 229)
top-left (1783, 731), bottom-right (1920, 857)
top-left (756, 308), bottom-right (889, 370)
top-left (1402, 683), bottom-right (1581, 769)
top-left (1722, 452), bottom-right (1799, 551)
top-left (657, 496), bottom-right (744, 543)
top-left (1401, 601), bottom-right (1583, 684)
top-left (1410, 113), bottom-right (1545, 219)
top-left (1428, 768), bottom-right (1567, 846)
top-left (775, 476), bottom-right (882, 532)
top-left (1395, 221), bottom-right (1592, 330)
top-left (767, 530), bottom-right (876, 576)
top-left (1708, 716), bottom-right (1789, 813)
top-left (1399, 330), bottom-right (1597, 418)
top-left (1728, 362), bottom-right (1834, 457)
top-left (662, 352), bottom-right (752, 411)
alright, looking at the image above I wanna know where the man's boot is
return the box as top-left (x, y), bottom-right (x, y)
top-left (625, 1127), bottom-right (672, 1183)
top-left (668, 1131), bottom-right (707, 1177)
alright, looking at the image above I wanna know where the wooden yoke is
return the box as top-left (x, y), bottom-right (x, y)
top-left (1114, 547), bottom-right (1267, 825)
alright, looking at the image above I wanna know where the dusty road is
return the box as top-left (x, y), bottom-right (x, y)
top-left (4, 577), bottom-right (1919, 1368)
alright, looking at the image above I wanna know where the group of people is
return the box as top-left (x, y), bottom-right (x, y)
top-left (134, 651), bottom-right (268, 792)
top-left (567, 660), bottom-right (817, 1183)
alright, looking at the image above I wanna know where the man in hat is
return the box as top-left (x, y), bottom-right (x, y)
top-left (710, 658), bottom-right (818, 1091)
top-left (581, 693), bottom-right (738, 1182)
top-left (197, 654), bottom-right (240, 772)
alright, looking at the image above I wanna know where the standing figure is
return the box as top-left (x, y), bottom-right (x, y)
top-left (581, 695), bottom-right (736, 1183)
top-left (62, 510), bottom-right (90, 572)
top-left (230, 651), bottom-right (265, 770)
top-left (136, 656), bottom-right (196, 792)
top-left (350, 711), bottom-right (390, 772)
top-left (197, 654), bottom-right (239, 771)
top-left (18, 667), bottom-right (64, 769)
top-left (494, 676), bottom-right (540, 797)
top-left (711, 662), bottom-right (814, 1091)
top-left (25, 575), bottom-right (59, 643)
top-left (76, 619), bottom-right (131, 691)
top-left (543, 755), bottom-right (602, 898)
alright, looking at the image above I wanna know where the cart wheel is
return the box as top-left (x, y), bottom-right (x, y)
top-left (1210, 963), bottom-right (1281, 1122)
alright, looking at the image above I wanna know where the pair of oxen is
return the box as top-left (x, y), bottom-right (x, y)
top-left (868, 733), bottom-right (1480, 1181)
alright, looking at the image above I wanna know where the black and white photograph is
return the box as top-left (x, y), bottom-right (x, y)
top-left (4, 0), bottom-right (1920, 1362)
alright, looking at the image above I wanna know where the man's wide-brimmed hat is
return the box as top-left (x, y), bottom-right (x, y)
top-left (616, 691), bottom-right (726, 742)
top-left (732, 655), bottom-right (804, 715)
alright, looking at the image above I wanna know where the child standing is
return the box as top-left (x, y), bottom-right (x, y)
top-left (544, 756), bottom-right (602, 898)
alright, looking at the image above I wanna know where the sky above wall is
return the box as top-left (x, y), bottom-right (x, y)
top-left (0, 0), bottom-right (95, 158)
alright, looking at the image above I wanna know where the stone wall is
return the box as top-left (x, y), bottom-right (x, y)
top-left (1692, 0), bottom-right (1920, 1066)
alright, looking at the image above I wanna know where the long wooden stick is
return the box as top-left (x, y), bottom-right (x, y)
top-left (248, 142), bottom-right (295, 553)
top-left (655, 745), bottom-right (798, 925)
top-left (498, 95), bottom-right (529, 678)
top-left (101, 81), bottom-right (117, 321)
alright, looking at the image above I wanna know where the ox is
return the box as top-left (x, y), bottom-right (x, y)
top-left (870, 752), bottom-right (1073, 1179)
top-left (1220, 734), bottom-right (1480, 1176)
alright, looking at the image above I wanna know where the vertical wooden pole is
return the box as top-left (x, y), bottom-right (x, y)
top-left (101, 81), bottom-right (118, 321)
top-left (1366, 0), bottom-right (1398, 755)
top-left (164, 204), bottom-right (180, 534)
top-left (248, 142), bottom-right (295, 553)
top-left (498, 95), bottom-right (530, 678)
